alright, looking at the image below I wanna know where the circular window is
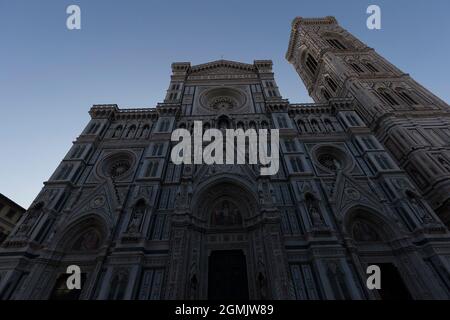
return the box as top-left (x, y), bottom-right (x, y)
top-left (318, 154), bottom-right (342, 171)
top-left (101, 152), bottom-right (134, 178)
top-left (109, 160), bottom-right (131, 177)
top-left (314, 146), bottom-right (350, 172)
top-left (199, 87), bottom-right (246, 112)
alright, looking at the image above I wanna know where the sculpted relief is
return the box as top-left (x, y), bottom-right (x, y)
top-left (211, 200), bottom-right (243, 227)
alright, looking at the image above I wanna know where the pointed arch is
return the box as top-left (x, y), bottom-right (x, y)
top-left (53, 214), bottom-right (108, 252)
top-left (343, 205), bottom-right (400, 241)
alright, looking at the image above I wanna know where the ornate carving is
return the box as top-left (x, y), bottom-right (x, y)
top-left (71, 229), bottom-right (101, 251)
top-left (211, 200), bottom-right (242, 226)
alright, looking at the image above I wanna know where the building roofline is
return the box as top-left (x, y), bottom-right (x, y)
top-left (285, 16), bottom-right (338, 62)
top-left (0, 193), bottom-right (26, 212)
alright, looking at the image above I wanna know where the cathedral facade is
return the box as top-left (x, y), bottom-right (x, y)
top-left (1, 16), bottom-right (450, 300)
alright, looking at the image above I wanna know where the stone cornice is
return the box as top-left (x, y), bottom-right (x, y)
top-left (288, 98), bottom-right (354, 116)
top-left (156, 103), bottom-right (181, 117)
top-left (90, 104), bottom-right (159, 121)
top-left (286, 16), bottom-right (338, 62)
top-left (265, 99), bottom-right (290, 113)
top-left (189, 59), bottom-right (256, 74)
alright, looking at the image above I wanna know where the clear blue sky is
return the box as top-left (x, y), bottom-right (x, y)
top-left (0, 0), bottom-right (449, 208)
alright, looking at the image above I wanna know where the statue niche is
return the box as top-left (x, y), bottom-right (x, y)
top-left (211, 200), bottom-right (243, 227)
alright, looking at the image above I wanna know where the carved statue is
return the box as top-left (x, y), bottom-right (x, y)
top-left (305, 195), bottom-right (324, 227)
top-left (309, 205), bottom-right (323, 226)
top-left (127, 201), bottom-right (145, 233)
top-left (212, 200), bottom-right (242, 226)
top-left (408, 193), bottom-right (434, 224)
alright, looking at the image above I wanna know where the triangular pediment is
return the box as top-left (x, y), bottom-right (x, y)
top-left (330, 171), bottom-right (383, 215)
top-left (66, 180), bottom-right (120, 227)
top-left (189, 60), bottom-right (256, 76)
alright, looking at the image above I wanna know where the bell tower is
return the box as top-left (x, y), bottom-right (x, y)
top-left (286, 16), bottom-right (450, 225)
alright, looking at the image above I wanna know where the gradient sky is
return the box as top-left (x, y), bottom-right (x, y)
top-left (0, 0), bottom-right (449, 208)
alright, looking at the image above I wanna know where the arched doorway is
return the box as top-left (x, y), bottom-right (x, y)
top-left (346, 209), bottom-right (412, 300)
top-left (48, 216), bottom-right (107, 300)
top-left (208, 250), bottom-right (249, 300)
top-left (186, 179), bottom-right (268, 300)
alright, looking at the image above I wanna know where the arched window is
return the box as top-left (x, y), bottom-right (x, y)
top-left (324, 119), bottom-right (335, 132)
top-left (152, 143), bottom-right (164, 156)
top-left (321, 88), bottom-right (331, 101)
top-left (126, 125), bottom-right (136, 138)
top-left (326, 77), bottom-right (338, 92)
top-left (375, 154), bottom-right (392, 170)
top-left (297, 119), bottom-right (307, 133)
top-left (284, 139), bottom-right (296, 152)
top-left (277, 116), bottom-right (288, 128)
top-left (140, 124), bottom-right (150, 138)
top-left (378, 89), bottom-right (399, 106)
top-left (70, 145), bottom-right (86, 159)
top-left (249, 121), bottom-right (257, 129)
top-left (310, 119), bottom-right (320, 132)
top-left (71, 146), bottom-right (81, 159)
top-left (145, 161), bottom-right (159, 177)
top-left (347, 114), bottom-right (359, 126)
top-left (350, 63), bottom-right (364, 73)
top-left (365, 62), bottom-right (379, 73)
top-left (326, 38), bottom-right (346, 50)
top-left (260, 121), bottom-right (269, 129)
top-left (362, 137), bottom-right (376, 149)
top-left (203, 122), bottom-right (211, 133)
top-left (306, 54), bottom-right (318, 75)
top-left (290, 157), bottom-right (304, 172)
top-left (236, 121), bottom-right (244, 129)
top-left (396, 90), bottom-right (418, 105)
top-left (113, 125), bottom-right (123, 138)
top-left (57, 164), bottom-right (73, 180)
top-left (218, 116), bottom-right (229, 130)
top-left (87, 123), bottom-right (100, 134)
top-left (159, 119), bottom-right (170, 132)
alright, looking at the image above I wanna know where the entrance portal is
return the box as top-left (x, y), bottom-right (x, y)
top-left (376, 263), bottom-right (412, 300)
top-left (208, 250), bottom-right (249, 300)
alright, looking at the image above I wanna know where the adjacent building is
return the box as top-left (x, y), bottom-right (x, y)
top-left (0, 194), bottom-right (25, 245)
